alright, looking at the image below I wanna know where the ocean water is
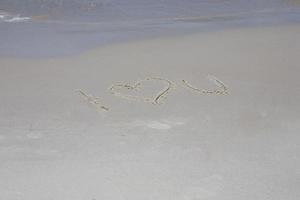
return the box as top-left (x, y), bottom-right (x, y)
top-left (1, 0), bottom-right (300, 57)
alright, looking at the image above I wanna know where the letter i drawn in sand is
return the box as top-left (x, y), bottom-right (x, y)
top-left (77, 90), bottom-right (109, 111)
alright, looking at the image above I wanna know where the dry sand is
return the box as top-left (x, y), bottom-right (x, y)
top-left (0, 25), bottom-right (300, 200)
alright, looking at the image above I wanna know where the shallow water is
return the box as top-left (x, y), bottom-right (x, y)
top-left (1, 0), bottom-right (300, 57)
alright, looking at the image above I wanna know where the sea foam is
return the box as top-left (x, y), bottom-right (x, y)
top-left (4, 16), bottom-right (30, 22)
top-left (0, 11), bottom-right (30, 23)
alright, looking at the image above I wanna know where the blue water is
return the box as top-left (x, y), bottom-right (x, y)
top-left (1, 0), bottom-right (300, 58)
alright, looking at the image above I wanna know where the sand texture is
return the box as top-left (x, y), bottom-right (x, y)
top-left (0, 25), bottom-right (300, 200)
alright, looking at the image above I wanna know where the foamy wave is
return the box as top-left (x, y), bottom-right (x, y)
top-left (4, 16), bottom-right (30, 22)
top-left (0, 11), bottom-right (10, 19)
top-left (0, 11), bottom-right (30, 23)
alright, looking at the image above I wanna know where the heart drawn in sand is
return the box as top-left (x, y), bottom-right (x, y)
top-left (109, 77), bottom-right (175, 105)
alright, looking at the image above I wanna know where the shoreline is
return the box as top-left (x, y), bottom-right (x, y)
top-left (1, 8), bottom-right (300, 59)
top-left (2, 22), bottom-right (300, 61)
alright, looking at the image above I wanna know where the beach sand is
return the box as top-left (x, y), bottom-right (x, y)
top-left (0, 25), bottom-right (300, 200)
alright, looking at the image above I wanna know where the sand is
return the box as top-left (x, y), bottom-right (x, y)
top-left (0, 24), bottom-right (300, 200)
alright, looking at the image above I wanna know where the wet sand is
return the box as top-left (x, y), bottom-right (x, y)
top-left (0, 25), bottom-right (300, 200)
